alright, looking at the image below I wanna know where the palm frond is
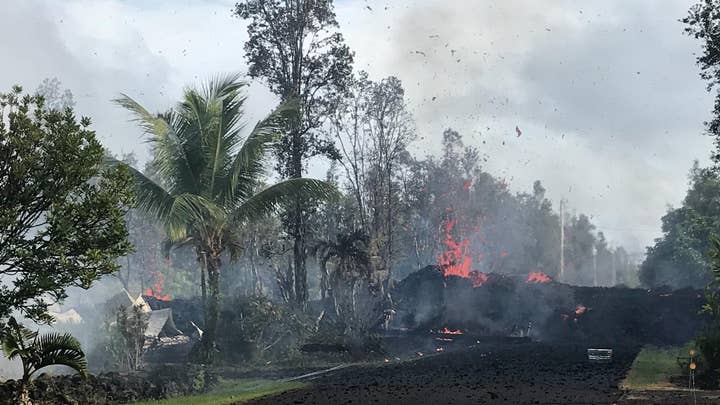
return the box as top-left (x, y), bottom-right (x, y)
top-left (1, 318), bottom-right (35, 360)
top-left (32, 332), bottom-right (87, 379)
top-left (200, 74), bottom-right (248, 199)
top-left (114, 94), bottom-right (200, 195)
top-left (113, 94), bottom-right (171, 138)
top-left (161, 236), bottom-right (195, 258)
top-left (104, 156), bottom-right (219, 242)
top-left (232, 178), bottom-right (337, 223)
top-left (220, 100), bottom-right (299, 206)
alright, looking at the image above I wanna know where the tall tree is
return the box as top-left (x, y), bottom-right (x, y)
top-left (115, 75), bottom-right (335, 361)
top-left (328, 72), bottom-right (414, 292)
top-left (640, 163), bottom-right (720, 288)
top-left (0, 85), bottom-right (133, 326)
top-left (685, 1), bottom-right (720, 163)
top-left (235, 0), bottom-right (354, 307)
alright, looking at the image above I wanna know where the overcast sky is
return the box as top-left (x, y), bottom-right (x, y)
top-left (0, 0), bottom-right (714, 254)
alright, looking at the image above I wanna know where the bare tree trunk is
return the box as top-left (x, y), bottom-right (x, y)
top-left (199, 252), bottom-right (208, 322)
top-left (200, 251), bottom-right (221, 363)
top-left (290, 128), bottom-right (308, 309)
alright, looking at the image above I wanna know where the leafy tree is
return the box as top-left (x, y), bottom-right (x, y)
top-left (0, 85), bottom-right (133, 325)
top-left (684, 1), bottom-right (720, 163)
top-left (1, 317), bottom-right (88, 405)
top-left (698, 237), bottom-right (720, 374)
top-left (218, 295), bottom-right (311, 362)
top-left (115, 304), bottom-right (149, 371)
top-left (235, 0), bottom-right (354, 307)
top-left (114, 75), bottom-right (335, 362)
top-left (640, 163), bottom-right (720, 288)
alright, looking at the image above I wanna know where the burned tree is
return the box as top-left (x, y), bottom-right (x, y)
top-left (328, 72), bottom-right (415, 293)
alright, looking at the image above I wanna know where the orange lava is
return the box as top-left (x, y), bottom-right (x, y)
top-left (146, 271), bottom-right (170, 301)
top-left (527, 272), bottom-right (551, 283)
top-left (440, 327), bottom-right (464, 335)
top-left (439, 220), bottom-right (473, 278)
top-left (469, 270), bottom-right (489, 287)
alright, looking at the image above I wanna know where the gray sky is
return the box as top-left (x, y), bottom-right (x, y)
top-left (0, 0), bottom-right (714, 254)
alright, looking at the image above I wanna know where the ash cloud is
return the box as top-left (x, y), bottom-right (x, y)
top-left (337, 0), bottom-right (715, 253)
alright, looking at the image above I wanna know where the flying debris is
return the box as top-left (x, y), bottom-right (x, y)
top-left (365, 5), bottom-right (372, 11)
top-left (515, 126), bottom-right (522, 137)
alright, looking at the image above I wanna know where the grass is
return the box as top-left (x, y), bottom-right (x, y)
top-left (622, 345), bottom-right (693, 390)
top-left (128, 379), bottom-right (306, 405)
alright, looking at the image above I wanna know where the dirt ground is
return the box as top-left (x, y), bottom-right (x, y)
top-left (246, 341), bottom-right (640, 405)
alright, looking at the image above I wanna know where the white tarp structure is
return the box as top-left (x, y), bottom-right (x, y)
top-left (144, 308), bottom-right (182, 338)
top-left (49, 308), bottom-right (83, 325)
top-left (104, 288), bottom-right (152, 313)
top-left (102, 288), bottom-right (187, 343)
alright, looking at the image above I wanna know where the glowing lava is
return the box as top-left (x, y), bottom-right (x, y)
top-left (469, 270), bottom-right (489, 287)
top-left (440, 327), bottom-right (464, 335)
top-left (527, 272), bottom-right (551, 284)
top-left (574, 305), bottom-right (587, 315)
top-left (439, 220), bottom-right (489, 287)
top-left (146, 271), bottom-right (170, 301)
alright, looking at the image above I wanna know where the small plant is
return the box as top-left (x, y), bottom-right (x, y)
top-left (0, 317), bottom-right (88, 405)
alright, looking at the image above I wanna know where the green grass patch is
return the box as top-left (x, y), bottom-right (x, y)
top-left (128, 379), bottom-right (305, 405)
top-left (623, 345), bottom-right (693, 389)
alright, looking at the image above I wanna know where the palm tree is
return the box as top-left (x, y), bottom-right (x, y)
top-left (1, 317), bottom-right (88, 405)
top-left (114, 74), bottom-right (335, 362)
top-left (312, 231), bottom-right (372, 322)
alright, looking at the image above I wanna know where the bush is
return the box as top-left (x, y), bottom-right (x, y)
top-left (215, 296), bottom-right (312, 364)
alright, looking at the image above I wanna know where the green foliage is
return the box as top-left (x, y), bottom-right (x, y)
top-left (684, 0), bottom-right (720, 163)
top-left (0, 85), bottom-right (134, 325)
top-left (235, 0), bottom-right (354, 306)
top-left (116, 305), bottom-right (149, 371)
top-left (115, 75), bottom-right (335, 362)
top-left (1, 317), bottom-right (87, 404)
top-left (128, 379), bottom-right (305, 405)
top-left (640, 163), bottom-right (720, 288)
top-left (698, 235), bottom-right (720, 373)
top-left (311, 231), bottom-right (385, 341)
top-left (216, 295), bottom-right (312, 363)
top-left (697, 324), bottom-right (720, 371)
top-left (234, 0), bottom-right (353, 130)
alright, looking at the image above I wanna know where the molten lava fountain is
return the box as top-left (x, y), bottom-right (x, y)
top-left (438, 219), bottom-right (487, 287)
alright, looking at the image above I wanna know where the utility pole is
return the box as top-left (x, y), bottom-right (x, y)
top-left (592, 245), bottom-right (598, 287)
top-left (611, 248), bottom-right (617, 286)
top-left (560, 199), bottom-right (565, 281)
